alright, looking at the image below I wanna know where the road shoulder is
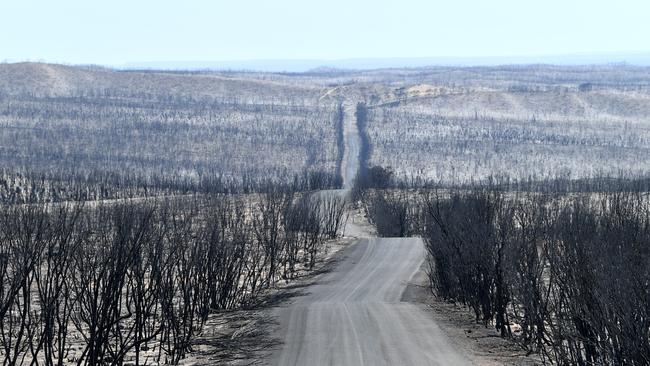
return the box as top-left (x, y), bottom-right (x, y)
top-left (401, 264), bottom-right (542, 366)
top-left (181, 229), bottom-right (361, 365)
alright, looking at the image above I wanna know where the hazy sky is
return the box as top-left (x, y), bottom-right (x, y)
top-left (1, 0), bottom-right (648, 65)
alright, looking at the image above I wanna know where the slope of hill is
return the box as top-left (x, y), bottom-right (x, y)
top-left (0, 63), bottom-right (341, 202)
top-left (364, 84), bottom-right (650, 183)
top-left (0, 62), bottom-right (322, 103)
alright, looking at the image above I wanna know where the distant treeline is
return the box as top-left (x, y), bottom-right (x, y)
top-left (359, 165), bottom-right (650, 194)
top-left (0, 167), bottom-right (341, 204)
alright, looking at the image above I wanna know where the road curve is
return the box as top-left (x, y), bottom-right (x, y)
top-left (270, 238), bottom-right (472, 366)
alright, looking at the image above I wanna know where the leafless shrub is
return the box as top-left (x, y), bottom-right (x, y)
top-left (0, 186), bottom-right (346, 364)
top-left (418, 188), bottom-right (650, 365)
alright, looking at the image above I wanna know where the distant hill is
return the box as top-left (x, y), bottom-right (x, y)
top-left (121, 52), bottom-right (650, 73)
top-left (0, 62), bottom-right (319, 100)
top-left (0, 62), bottom-right (342, 201)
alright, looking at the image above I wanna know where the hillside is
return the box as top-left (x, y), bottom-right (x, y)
top-left (4, 62), bottom-right (650, 201)
top-left (0, 63), bottom-right (341, 202)
top-left (0, 62), bottom-right (323, 103)
top-left (354, 67), bottom-right (650, 184)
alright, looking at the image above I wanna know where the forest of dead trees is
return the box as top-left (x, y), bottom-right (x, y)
top-left (361, 82), bottom-right (650, 185)
top-left (355, 85), bottom-right (650, 365)
top-left (0, 188), bottom-right (347, 365)
top-left (0, 64), bottom-right (353, 365)
top-left (3, 62), bottom-right (650, 365)
top-left (0, 90), bottom-right (343, 202)
top-left (360, 180), bottom-right (650, 365)
top-left (352, 73), bottom-right (650, 365)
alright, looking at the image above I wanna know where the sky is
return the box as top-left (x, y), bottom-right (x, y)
top-left (1, 0), bottom-right (649, 66)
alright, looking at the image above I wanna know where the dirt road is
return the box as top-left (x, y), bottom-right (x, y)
top-left (266, 95), bottom-right (471, 365)
top-left (269, 237), bottom-right (471, 366)
top-left (340, 101), bottom-right (361, 190)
